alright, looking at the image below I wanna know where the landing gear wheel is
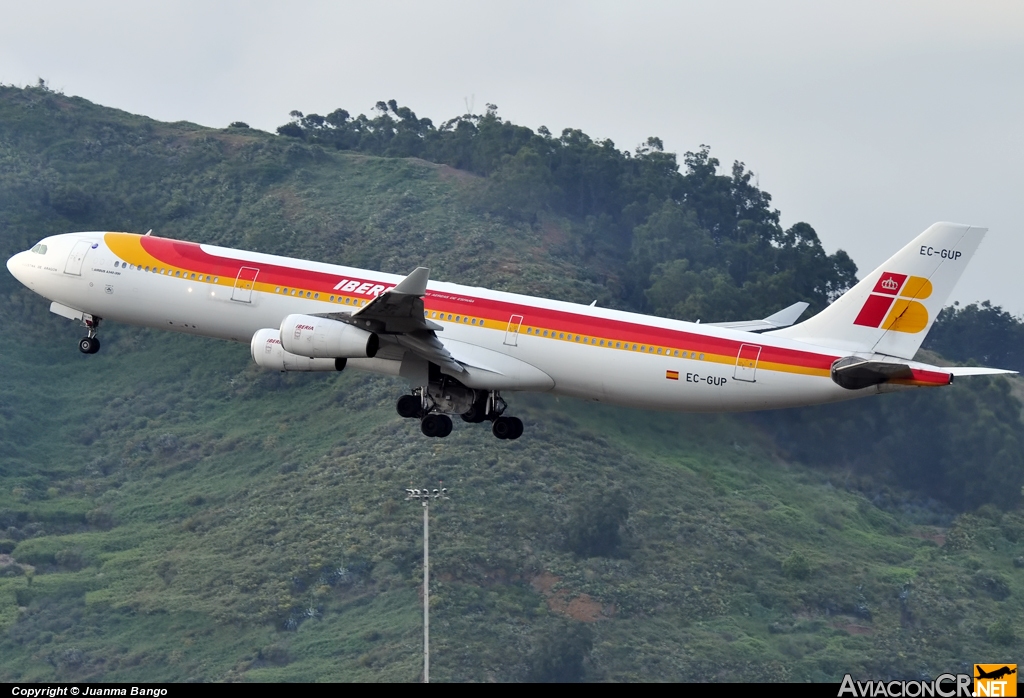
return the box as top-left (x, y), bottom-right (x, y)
top-left (78, 336), bottom-right (100, 354)
top-left (396, 395), bottom-right (422, 419)
top-left (492, 416), bottom-right (523, 440)
top-left (421, 414), bottom-right (453, 438)
top-left (507, 417), bottom-right (523, 440)
top-left (460, 404), bottom-right (488, 423)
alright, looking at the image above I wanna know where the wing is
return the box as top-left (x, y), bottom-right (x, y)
top-left (706, 301), bottom-right (809, 333)
top-left (313, 266), bottom-right (465, 374)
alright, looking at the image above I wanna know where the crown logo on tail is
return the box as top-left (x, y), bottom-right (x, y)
top-left (881, 277), bottom-right (899, 291)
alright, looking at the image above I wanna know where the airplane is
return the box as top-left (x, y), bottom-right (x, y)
top-left (975, 666), bottom-right (1016, 681)
top-left (5, 222), bottom-right (1015, 440)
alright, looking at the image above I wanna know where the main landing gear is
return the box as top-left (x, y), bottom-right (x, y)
top-left (396, 387), bottom-right (524, 440)
top-left (78, 316), bottom-right (101, 354)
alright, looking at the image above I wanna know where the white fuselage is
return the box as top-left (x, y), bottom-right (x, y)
top-left (6, 231), bottom-right (950, 412)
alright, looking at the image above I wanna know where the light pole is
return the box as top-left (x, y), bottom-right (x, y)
top-left (405, 484), bottom-right (448, 683)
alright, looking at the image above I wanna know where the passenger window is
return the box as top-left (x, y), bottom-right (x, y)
top-left (114, 261), bottom-right (119, 268)
top-left (559, 333), bottom-right (564, 339)
top-left (330, 295), bottom-right (335, 301)
top-left (543, 330), bottom-right (548, 337)
top-left (175, 271), bottom-right (181, 277)
top-left (213, 277), bottom-right (218, 283)
top-left (699, 354), bottom-right (705, 360)
top-left (190, 273), bottom-right (196, 280)
top-left (291, 290), bottom-right (296, 296)
top-left (472, 318), bottom-right (477, 325)
top-left (314, 293), bottom-right (319, 299)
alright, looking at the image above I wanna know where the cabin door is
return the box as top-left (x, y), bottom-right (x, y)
top-left (63, 240), bottom-right (93, 276)
top-left (734, 343), bottom-right (762, 382)
top-left (504, 314), bottom-right (524, 346)
top-left (231, 266), bottom-right (260, 303)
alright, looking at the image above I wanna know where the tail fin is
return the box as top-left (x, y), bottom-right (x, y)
top-left (771, 222), bottom-right (987, 359)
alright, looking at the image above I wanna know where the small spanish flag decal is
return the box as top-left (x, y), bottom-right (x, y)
top-left (666, 370), bottom-right (679, 380)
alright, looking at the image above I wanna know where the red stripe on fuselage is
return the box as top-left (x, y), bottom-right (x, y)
top-left (137, 235), bottom-right (838, 373)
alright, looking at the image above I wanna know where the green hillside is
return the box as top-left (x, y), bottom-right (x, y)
top-left (0, 84), bottom-right (1021, 682)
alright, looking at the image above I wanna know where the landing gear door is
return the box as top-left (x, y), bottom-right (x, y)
top-left (63, 240), bottom-right (93, 276)
top-left (734, 343), bottom-right (762, 382)
top-left (232, 266), bottom-right (260, 303)
top-left (504, 314), bottom-right (524, 346)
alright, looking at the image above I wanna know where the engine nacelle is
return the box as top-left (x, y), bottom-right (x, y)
top-left (280, 314), bottom-right (379, 359)
top-left (251, 328), bottom-right (346, 372)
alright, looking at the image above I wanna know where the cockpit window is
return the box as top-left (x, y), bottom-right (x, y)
top-left (31, 244), bottom-right (48, 255)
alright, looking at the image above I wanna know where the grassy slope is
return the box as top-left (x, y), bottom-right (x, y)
top-left (0, 87), bottom-right (1021, 681)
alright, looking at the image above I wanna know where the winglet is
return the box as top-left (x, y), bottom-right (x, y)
top-left (392, 267), bottom-right (429, 296)
top-left (763, 301), bottom-right (809, 328)
top-left (706, 301), bottom-right (810, 332)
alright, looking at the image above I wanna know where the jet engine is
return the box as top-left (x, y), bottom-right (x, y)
top-left (279, 314), bottom-right (379, 359)
top-left (251, 328), bottom-right (346, 372)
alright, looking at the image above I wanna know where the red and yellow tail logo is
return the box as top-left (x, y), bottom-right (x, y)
top-left (853, 272), bottom-right (932, 333)
top-left (975, 664), bottom-right (1017, 696)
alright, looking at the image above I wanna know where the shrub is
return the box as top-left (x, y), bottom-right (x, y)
top-left (782, 552), bottom-right (811, 580)
top-left (524, 623), bottom-right (593, 682)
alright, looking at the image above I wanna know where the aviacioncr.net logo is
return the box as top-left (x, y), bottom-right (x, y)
top-left (838, 673), bottom-right (972, 697)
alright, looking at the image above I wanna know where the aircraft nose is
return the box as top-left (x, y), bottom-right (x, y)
top-left (7, 251), bottom-right (27, 284)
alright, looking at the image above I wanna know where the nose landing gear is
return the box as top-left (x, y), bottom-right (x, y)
top-left (78, 316), bottom-right (101, 354)
top-left (78, 336), bottom-right (101, 354)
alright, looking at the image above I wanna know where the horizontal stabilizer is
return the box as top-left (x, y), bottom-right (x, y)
top-left (831, 357), bottom-right (915, 390)
top-left (946, 366), bottom-right (1018, 377)
top-left (708, 301), bottom-right (809, 333)
top-left (831, 356), bottom-right (1016, 391)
